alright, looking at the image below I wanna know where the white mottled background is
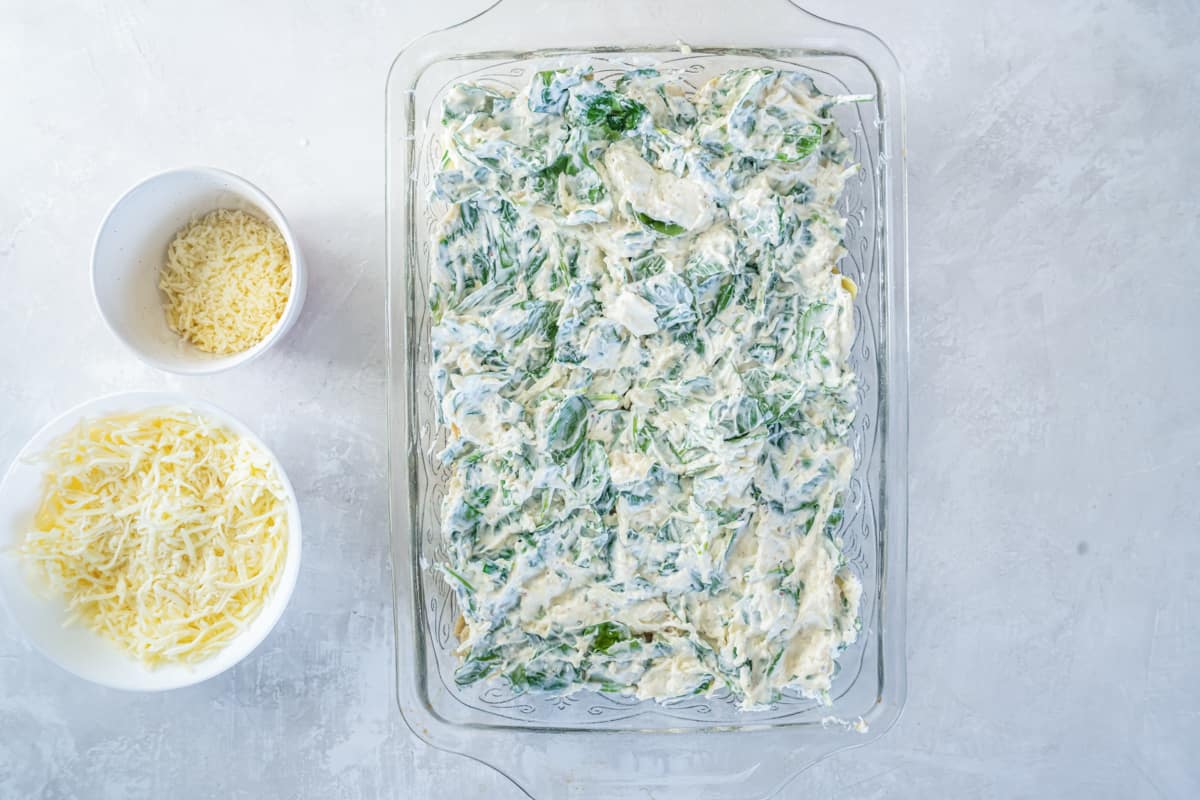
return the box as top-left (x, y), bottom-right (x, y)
top-left (1, 1), bottom-right (1197, 797)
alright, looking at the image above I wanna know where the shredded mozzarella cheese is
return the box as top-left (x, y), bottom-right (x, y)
top-left (160, 208), bottom-right (291, 355)
top-left (20, 408), bottom-right (289, 666)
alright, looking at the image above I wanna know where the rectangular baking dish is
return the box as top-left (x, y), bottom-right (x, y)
top-left (385, 2), bottom-right (908, 796)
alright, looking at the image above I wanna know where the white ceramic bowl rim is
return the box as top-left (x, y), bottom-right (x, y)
top-left (90, 166), bottom-right (306, 375)
top-left (0, 391), bottom-right (302, 691)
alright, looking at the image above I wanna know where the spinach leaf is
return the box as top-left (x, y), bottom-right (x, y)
top-left (442, 85), bottom-right (510, 122)
top-left (454, 647), bottom-right (498, 685)
top-left (531, 153), bottom-right (578, 198)
top-left (584, 621), bottom-right (631, 653)
top-left (573, 439), bottom-right (610, 506)
top-left (640, 274), bottom-right (697, 334)
top-left (442, 566), bottom-right (475, 593)
top-left (635, 212), bottom-right (687, 236)
top-left (706, 280), bottom-right (735, 324)
top-left (775, 123), bottom-right (824, 163)
top-left (545, 395), bottom-right (589, 462)
top-left (630, 251), bottom-right (666, 281)
top-left (507, 659), bottom-right (578, 692)
top-left (574, 90), bottom-right (647, 136)
top-left (530, 69), bottom-right (582, 114)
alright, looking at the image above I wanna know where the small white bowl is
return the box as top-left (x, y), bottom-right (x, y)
top-left (0, 392), bottom-right (302, 691)
top-left (92, 167), bottom-right (307, 374)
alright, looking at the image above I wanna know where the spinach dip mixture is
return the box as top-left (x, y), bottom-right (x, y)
top-left (430, 66), bottom-right (863, 708)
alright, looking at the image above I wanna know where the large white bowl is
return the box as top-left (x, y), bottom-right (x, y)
top-left (0, 392), bottom-right (302, 691)
top-left (91, 167), bottom-right (307, 374)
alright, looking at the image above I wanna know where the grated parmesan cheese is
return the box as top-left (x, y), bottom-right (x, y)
top-left (160, 208), bottom-right (291, 355)
top-left (20, 408), bottom-right (290, 666)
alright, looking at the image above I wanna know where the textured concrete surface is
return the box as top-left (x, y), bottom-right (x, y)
top-left (1, 0), bottom-right (1197, 797)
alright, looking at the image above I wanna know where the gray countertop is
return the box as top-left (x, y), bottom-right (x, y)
top-left (1, 1), bottom-right (1197, 797)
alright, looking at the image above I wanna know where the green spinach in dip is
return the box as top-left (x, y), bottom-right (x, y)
top-left (430, 66), bottom-right (863, 708)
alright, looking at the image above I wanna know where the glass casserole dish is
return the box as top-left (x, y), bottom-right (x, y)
top-left (385, 1), bottom-right (909, 796)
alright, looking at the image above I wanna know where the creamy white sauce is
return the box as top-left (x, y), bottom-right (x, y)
top-left (430, 66), bottom-right (863, 708)
top-left (604, 289), bottom-right (660, 337)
